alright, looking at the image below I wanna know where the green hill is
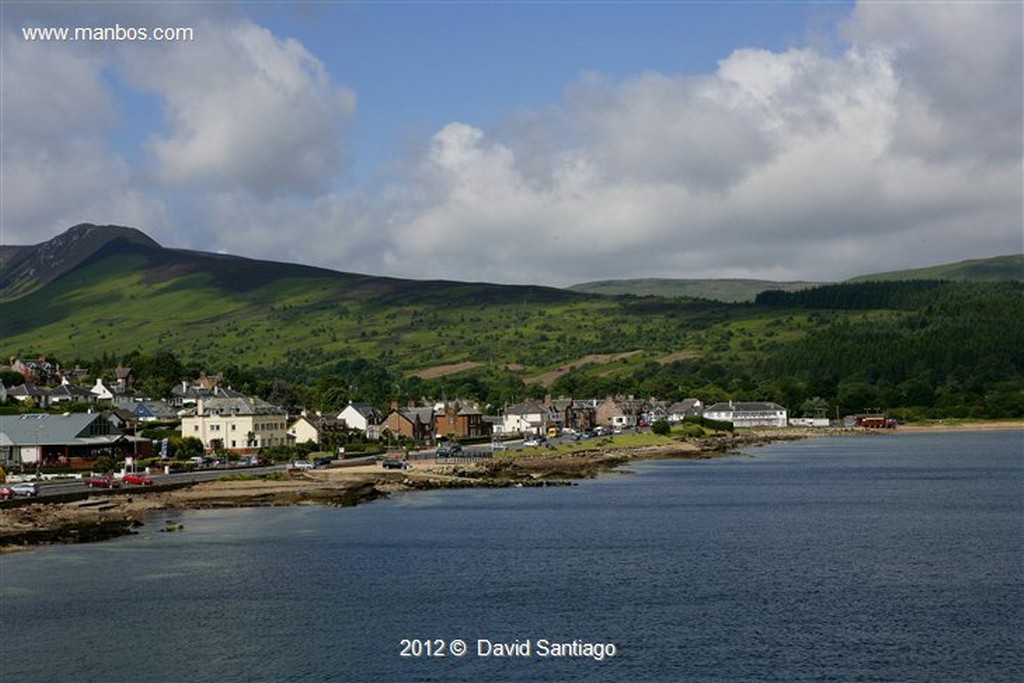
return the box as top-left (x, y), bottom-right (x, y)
top-left (567, 278), bottom-right (823, 303)
top-left (2, 225), bottom-right (1022, 419)
top-left (569, 254), bottom-right (1022, 302)
top-left (845, 254), bottom-right (1024, 283)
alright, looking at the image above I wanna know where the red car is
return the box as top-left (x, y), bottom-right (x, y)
top-left (121, 473), bottom-right (154, 486)
top-left (0, 486), bottom-right (15, 500)
top-left (86, 475), bottom-right (120, 489)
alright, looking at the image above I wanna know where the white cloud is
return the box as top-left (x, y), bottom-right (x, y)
top-left (122, 18), bottom-right (356, 197)
top-left (360, 3), bottom-right (1021, 285)
top-left (0, 35), bottom-right (168, 244)
top-left (842, 2), bottom-right (1023, 164)
top-left (3, 2), bottom-right (1020, 287)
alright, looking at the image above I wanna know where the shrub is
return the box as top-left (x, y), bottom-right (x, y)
top-left (651, 419), bottom-right (671, 436)
top-left (677, 423), bottom-right (706, 439)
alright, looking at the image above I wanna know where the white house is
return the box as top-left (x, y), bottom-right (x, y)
top-left (667, 399), bottom-right (703, 423)
top-left (703, 401), bottom-right (788, 428)
top-left (90, 378), bottom-right (114, 401)
top-left (337, 402), bottom-right (382, 434)
top-left (49, 377), bottom-right (92, 405)
top-left (501, 400), bottom-right (547, 435)
top-left (288, 413), bottom-right (345, 446)
top-left (180, 396), bottom-right (288, 452)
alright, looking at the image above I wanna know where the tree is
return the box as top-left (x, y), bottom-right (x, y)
top-left (800, 396), bottom-right (830, 419)
top-left (0, 370), bottom-right (24, 388)
top-left (651, 419), bottom-right (671, 436)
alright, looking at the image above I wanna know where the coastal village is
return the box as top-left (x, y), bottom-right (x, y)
top-left (0, 354), bottom-right (861, 477)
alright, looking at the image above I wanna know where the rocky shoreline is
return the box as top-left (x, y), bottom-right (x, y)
top-left (3, 424), bottom-right (1016, 551)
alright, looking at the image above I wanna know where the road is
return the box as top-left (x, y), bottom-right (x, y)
top-left (10, 464), bottom-right (288, 501)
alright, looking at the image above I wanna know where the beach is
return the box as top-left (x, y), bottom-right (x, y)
top-left (2, 422), bottom-right (1019, 551)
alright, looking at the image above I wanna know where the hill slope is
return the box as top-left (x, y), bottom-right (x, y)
top-left (0, 224), bottom-right (160, 300)
top-left (845, 254), bottom-right (1024, 283)
top-left (567, 278), bottom-right (823, 303)
top-left (2, 225), bottom-right (1021, 419)
top-left (569, 254), bottom-right (1022, 301)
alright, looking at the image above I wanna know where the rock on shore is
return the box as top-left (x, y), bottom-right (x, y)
top-left (0, 430), bottom-right (819, 551)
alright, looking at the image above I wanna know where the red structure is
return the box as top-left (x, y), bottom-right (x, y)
top-left (855, 415), bottom-right (897, 429)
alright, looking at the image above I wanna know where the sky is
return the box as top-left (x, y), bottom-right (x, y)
top-left (2, 1), bottom-right (1021, 287)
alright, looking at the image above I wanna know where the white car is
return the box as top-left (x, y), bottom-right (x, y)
top-left (291, 460), bottom-right (315, 471)
top-left (10, 482), bottom-right (39, 497)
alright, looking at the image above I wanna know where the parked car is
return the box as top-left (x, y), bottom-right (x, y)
top-left (382, 459), bottom-right (411, 470)
top-left (313, 457), bottom-right (332, 469)
top-left (291, 460), bottom-right (315, 471)
top-left (10, 482), bottom-right (39, 497)
top-left (0, 486), bottom-right (15, 500)
top-left (121, 473), bottom-right (154, 486)
top-left (86, 475), bottom-right (120, 489)
top-left (436, 443), bottom-right (463, 457)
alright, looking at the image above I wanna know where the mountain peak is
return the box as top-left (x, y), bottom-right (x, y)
top-left (0, 223), bottom-right (162, 300)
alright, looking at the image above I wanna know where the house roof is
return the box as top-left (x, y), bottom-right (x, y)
top-left (342, 402), bottom-right (382, 419)
top-left (504, 400), bottom-right (545, 416)
top-left (7, 383), bottom-right (49, 398)
top-left (705, 402), bottom-right (786, 412)
top-left (50, 382), bottom-right (92, 399)
top-left (292, 414), bottom-right (344, 429)
top-left (0, 412), bottom-right (122, 446)
top-left (132, 400), bottom-right (178, 419)
top-left (194, 396), bottom-right (286, 416)
top-left (390, 406), bottom-right (435, 424)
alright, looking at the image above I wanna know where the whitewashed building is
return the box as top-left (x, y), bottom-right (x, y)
top-left (180, 396), bottom-right (288, 452)
top-left (337, 402), bottom-right (382, 434)
top-left (703, 401), bottom-right (788, 428)
top-left (500, 400), bottom-right (547, 435)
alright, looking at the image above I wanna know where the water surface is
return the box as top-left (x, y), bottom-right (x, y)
top-left (1, 431), bottom-right (1021, 682)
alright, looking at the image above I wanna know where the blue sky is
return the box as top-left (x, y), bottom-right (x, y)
top-left (2, 1), bottom-right (1021, 286)
top-left (240, 1), bottom-right (850, 183)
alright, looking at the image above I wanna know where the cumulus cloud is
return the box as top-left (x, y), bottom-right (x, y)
top-left (364, 2), bottom-right (1021, 284)
top-left (121, 18), bottom-right (355, 197)
top-left (0, 34), bottom-right (168, 244)
top-left (842, 2), bottom-right (1023, 164)
top-left (3, 2), bottom-right (1020, 286)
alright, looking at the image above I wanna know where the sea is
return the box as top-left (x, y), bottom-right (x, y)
top-left (1, 430), bottom-right (1021, 682)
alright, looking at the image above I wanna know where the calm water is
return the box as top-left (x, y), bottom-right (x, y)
top-left (1, 431), bottom-right (1021, 682)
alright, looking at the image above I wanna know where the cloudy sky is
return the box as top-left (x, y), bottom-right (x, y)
top-left (2, 1), bottom-right (1021, 286)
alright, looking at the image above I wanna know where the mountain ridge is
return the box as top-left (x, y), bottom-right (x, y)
top-left (4, 224), bottom-right (1019, 306)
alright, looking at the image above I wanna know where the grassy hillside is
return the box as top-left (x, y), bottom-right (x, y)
top-left (567, 278), bottom-right (822, 302)
top-left (568, 254), bottom-right (1022, 301)
top-left (845, 254), bottom-right (1023, 283)
top-left (3, 227), bottom-right (1022, 419)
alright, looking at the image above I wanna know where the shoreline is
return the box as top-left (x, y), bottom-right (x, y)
top-left (2, 423), bottom-right (1019, 552)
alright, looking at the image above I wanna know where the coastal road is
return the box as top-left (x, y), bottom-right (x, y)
top-left (11, 464), bottom-right (288, 501)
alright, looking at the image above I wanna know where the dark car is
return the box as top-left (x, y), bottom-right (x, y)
top-left (382, 459), bottom-right (410, 470)
top-left (121, 473), bottom-right (154, 486)
top-left (313, 457), bottom-right (332, 469)
top-left (436, 443), bottom-right (463, 457)
top-left (86, 475), bottom-right (120, 489)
